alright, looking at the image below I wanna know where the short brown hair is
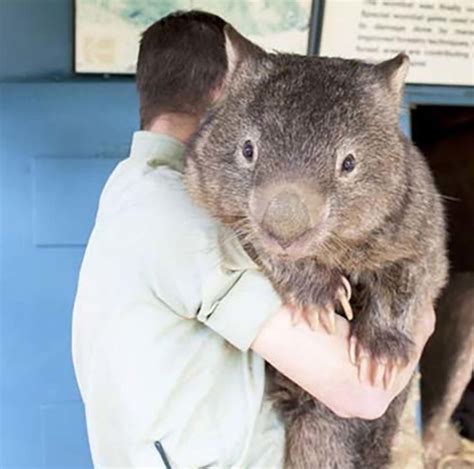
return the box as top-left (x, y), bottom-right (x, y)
top-left (136, 10), bottom-right (227, 129)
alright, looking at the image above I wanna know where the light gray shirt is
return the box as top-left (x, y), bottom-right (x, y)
top-left (72, 131), bottom-right (285, 468)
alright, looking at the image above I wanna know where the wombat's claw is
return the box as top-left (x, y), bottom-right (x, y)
top-left (290, 303), bottom-right (336, 334)
top-left (341, 276), bottom-right (352, 301)
top-left (288, 299), bottom-right (303, 326)
top-left (303, 306), bottom-right (336, 333)
top-left (382, 363), bottom-right (398, 390)
top-left (359, 357), bottom-right (398, 389)
top-left (349, 336), bottom-right (358, 365)
top-left (336, 285), bottom-right (353, 321)
top-left (288, 300), bottom-right (319, 329)
top-left (349, 337), bottom-right (401, 389)
top-left (319, 305), bottom-right (336, 334)
top-left (368, 361), bottom-right (398, 389)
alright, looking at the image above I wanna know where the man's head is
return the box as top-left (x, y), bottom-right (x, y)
top-left (136, 10), bottom-right (227, 129)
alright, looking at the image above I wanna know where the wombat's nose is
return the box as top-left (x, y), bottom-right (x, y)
top-left (262, 190), bottom-right (312, 246)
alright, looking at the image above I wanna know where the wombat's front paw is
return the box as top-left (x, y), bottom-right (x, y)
top-left (349, 323), bottom-right (414, 389)
top-left (289, 275), bottom-right (353, 334)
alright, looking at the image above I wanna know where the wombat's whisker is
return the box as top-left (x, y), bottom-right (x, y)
top-left (439, 194), bottom-right (461, 202)
top-left (217, 219), bottom-right (258, 261)
top-left (382, 186), bottom-right (460, 203)
top-left (318, 241), bottom-right (345, 271)
top-left (324, 235), bottom-right (356, 270)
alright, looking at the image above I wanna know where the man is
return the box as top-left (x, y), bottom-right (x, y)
top-left (72, 11), bottom-right (435, 468)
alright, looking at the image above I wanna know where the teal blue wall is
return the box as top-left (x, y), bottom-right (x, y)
top-left (0, 0), bottom-right (137, 466)
top-left (1, 1), bottom-right (472, 467)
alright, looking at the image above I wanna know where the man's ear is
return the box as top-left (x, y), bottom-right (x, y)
top-left (376, 53), bottom-right (409, 108)
top-left (217, 25), bottom-right (267, 101)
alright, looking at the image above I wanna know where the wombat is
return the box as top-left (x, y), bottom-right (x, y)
top-left (185, 25), bottom-right (448, 468)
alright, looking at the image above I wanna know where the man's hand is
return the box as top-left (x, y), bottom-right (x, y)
top-left (252, 301), bottom-right (435, 420)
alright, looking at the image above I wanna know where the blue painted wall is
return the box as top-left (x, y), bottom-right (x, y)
top-left (1, 1), bottom-right (472, 468)
top-left (0, 0), bottom-right (138, 466)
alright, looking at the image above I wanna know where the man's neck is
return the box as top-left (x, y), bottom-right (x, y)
top-left (147, 113), bottom-right (200, 144)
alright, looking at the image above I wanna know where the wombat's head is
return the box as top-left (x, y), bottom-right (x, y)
top-left (186, 26), bottom-right (410, 262)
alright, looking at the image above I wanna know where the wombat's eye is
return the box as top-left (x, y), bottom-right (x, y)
top-left (242, 140), bottom-right (254, 162)
top-left (341, 154), bottom-right (356, 173)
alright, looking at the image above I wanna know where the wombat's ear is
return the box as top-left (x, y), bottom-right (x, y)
top-left (218, 25), bottom-right (267, 99)
top-left (224, 24), bottom-right (265, 77)
top-left (376, 53), bottom-right (409, 108)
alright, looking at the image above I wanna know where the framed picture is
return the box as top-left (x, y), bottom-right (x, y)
top-left (313, 0), bottom-right (474, 86)
top-left (74, 0), bottom-right (314, 74)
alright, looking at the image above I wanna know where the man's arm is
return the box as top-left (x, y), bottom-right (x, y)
top-left (252, 303), bottom-right (435, 420)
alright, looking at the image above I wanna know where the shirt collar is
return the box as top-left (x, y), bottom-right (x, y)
top-left (130, 131), bottom-right (186, 173)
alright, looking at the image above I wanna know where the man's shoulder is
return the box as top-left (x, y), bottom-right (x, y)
top-left (76, 156), bottom-right (222, 318)
top-left (88, 157), bottom-right (222, 279)
top-left (97, 158), bottom-right (210, 229)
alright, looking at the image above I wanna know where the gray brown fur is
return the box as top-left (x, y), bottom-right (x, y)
top-left (185, 26), bottom-right (448, 468)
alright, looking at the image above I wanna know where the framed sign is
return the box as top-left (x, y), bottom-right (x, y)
top-left (74, 0), bottom-right (314, 74)
top-left (314, 0), bottom-right (474, 86)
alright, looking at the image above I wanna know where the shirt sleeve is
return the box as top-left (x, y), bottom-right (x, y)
top-left (96, 168), bottom-right (282, 353)
top-left (196, 269), bottom-right (282, 352)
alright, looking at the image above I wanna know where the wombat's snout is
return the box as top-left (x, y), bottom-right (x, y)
top-left (251, 184), bottom-right (325, 248)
